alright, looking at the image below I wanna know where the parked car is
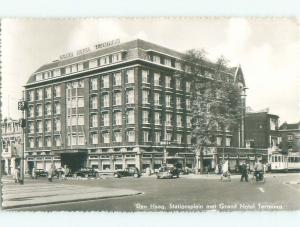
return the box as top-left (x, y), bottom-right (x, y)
top-left (73, 167), bottom-right (98, 178)
top-left (156, 165), bottom-right (180, 179)
top-left (34, 169), bottom-right (48, 178)
top-left (114, 167), bottom-right (141, 178)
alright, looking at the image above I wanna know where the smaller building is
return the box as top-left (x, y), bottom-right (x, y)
top-left (279, 122), bottom-right (300, 154)
top-left (1, 118), bottom-right (22, 175)
top-left (245, 109), bottom-right (280, 150)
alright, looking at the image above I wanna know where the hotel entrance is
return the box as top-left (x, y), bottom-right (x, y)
top-left (61, 152), bottom-right (87, 172)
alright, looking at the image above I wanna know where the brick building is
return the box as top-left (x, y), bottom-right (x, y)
top-left (279, 122), bottom-right (300, 154)
top-left (24, 39), bottom-right (246, 173)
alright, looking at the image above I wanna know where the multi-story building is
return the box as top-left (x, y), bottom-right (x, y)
top-left (24, 39), bottom-right (246, 173)
top-left (279, 122), bottom-right (300, 154)
top-left (1, 118), bottom-right (22, 175)
top-left (245, 109), bottom-right (280, 149)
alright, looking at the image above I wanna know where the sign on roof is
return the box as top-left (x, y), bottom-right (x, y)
top-left (59, 38), bottom-right (120, 61)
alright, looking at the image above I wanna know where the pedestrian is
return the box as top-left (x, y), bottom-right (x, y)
top-left (240, 161), bottom-right (248, 182)
top-left (48, 165), bottom-right (54, 182)
top-left (14, 167), bottom-right (20, 183)
top-left (32, 167), bottom-right (36, 179)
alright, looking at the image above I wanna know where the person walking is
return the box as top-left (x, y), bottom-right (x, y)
top-left (32, 167), bottom-right (36, 179)
top-left (240, 161), bottom-right (248, 182)
top-left (48, 165), bottom-right (54, 182)
top-left (14, 167), bottom-right (20, 183)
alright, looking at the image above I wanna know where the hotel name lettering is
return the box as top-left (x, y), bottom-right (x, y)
top-left (59, 39), bottom-right (120, 61)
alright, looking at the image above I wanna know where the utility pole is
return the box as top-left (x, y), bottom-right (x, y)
top-left (18, 91), bottom-right (27, 184)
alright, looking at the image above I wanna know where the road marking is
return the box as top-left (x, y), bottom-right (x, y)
top-left (258, 187), bottom-right (265, 193)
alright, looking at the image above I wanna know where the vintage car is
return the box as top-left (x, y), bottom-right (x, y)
top-left (34, 169), bottom-right (48, 178)
top-left (73, 167), bottom-right (98, 178)
top-left (114, 167), bottom-right (141, 178)
top-left (156, 165), bottom-right (180, 179)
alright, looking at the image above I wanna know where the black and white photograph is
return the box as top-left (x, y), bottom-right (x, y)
top-left (1, 17), bottom-right (300, 212)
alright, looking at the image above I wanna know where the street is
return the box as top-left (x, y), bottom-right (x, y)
top-left (2, 173), bottom-right (300, 211)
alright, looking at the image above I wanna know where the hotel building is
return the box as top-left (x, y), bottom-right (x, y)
top-left (24, 39), bottom-right (246, 173)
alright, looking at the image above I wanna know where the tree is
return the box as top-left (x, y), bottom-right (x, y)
top-left (184, 51), bottom-right (243, 174)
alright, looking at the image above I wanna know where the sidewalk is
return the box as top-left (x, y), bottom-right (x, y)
top-left (2, 180), bottom-right (141, 209)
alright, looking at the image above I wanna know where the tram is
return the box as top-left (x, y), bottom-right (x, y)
top-left (268, 153), bottom-right (300, 172)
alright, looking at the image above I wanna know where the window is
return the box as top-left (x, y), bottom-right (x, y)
top-left (186, 115), bottom-right (192, 128)
top-left (176, 78), bottom-right (181, 90)
top-left (165, 95), bottom-right (171, 107)
top-left (103, 113), bottom-right (109, 126)
top-left (186, 81), bottom-right (191, 92)
top-left (91, 114), bottom-right (98, 127)
top-left (187, 135), bottom-right (192, 144)
top-left (186, 99), bottom-right (191, 110)
top-left (53, 69), bottom-right (60, 77)
top-left (270, 118), bottom-right (277, 130)
top-left (126, 89), bottom-right (134, 104)
top-left (177, 115), bottom-right (182, 127)
top-left (126, 69), bottom-right (134, 83)
top-left (55, 119), bottom-right (61, 131)
top-left (114, 131), bottom-right (122, 142)
top-left (143, 131), bottom-right (149, 142)
top-left (103, 94), bottom-right (109, 107)
top-left (142, 90), bottom-right (149, 104)
top-left (78, 63), bottom-right (83, 71)
top-left (91, 96), bottom-right (97, 109)
top-left (37, 89), bottom-right (43, 100)
top-left (142, 70), bottom-right (148, 83)
top-left (103, 133), bottom-right (110, 143)
top-left (45, 87), bottom-right (51, 99)
top-left (166, 133), bottom-right (172, 142)
top-left (176, 97), bottom-right (181, 109)
top-left (154, 93), bottom-right (160, 105)
top-left (78, 80), bottom-right (84, 88)
top-left (112, 53), bottom-right (122, 63)
top-left (155, 112), bottom-right (161, 125)
top-left (185, 65), bottom-right (192, 73)
top-left (29, 138), bottom-right (34, 148)
top-left (54, 136), bottom-right (61, 147)
top-left (78, 115), bottom-right (84, 125)
top-left (127, 110), bottom-right (135, 124)
top-left (102, 75), bottom-right (109, 88)
top-left (175, 61), bottom-right (182, 70)
top-left (114, 112), bottom-right (122, 125)
top-left (45, 103), bottom-right (51, 115)
top-left (71, 116), bottom-right (76, 125)
top-left (89, 59), bottom-right (98, 68)
top-left (127, 130), bottom-right (135, 142)
top-left (78, 135), bottom-right (85, 145)
top-left (143, 111), bottom-right (149, 124)
top-left (44, 71), bottom-right (51, 79)
top-left (54, 102), bottom-right (61, 114)
top-left (45, 137), bottom-right (52, 147)
top-left (114, 92), bottom-right (122, 106)
top-left (153, 55), bottom-right (160, 64)
top-left (226, 138), bottom-right (231, 147)
top-left (166, 113), bottom-right (172, 126)
top-left (164, 58), bottom-right (171, 66)
top-left (165, 76), bottom-right (171, 88)
top-left (28, 106), bottom-right (34, 117)
top-left (37, 137), bottom-right (43, 148)
top-left (154, 73), bottom-right (160, 86)
top-left (92, 133), bottom-right (98, 144)
top-left (66, 66), bottom-right (71, 74)
top-left (28, 91), bottom-right (34, 101)
top-left (217, 137), bottom-right (222, 146)
top-left (45, 120), bottom-right (52, 132)
top-left (288, 135), bottom-right (293, 141)
top-left (54, 85), bottom-right (61, 97)
top-left (177, 134), bottom-right (182, 144)
top-left (28, 122), bottom-right (34, 134)
top-left (36, 73), bottom-right (43, 81)
top-left (36, 105), bottom-right (42, 117)
top-left (114, 72), bottom-right (122, 86)
top-left (100, 56), bottom-right (110, 66)
top-left (71, 64), bottom-right (77, 73)
top-left (155, 132), bottom-right (161, 143)
top-left (91, 78), bottom-right (98, 90)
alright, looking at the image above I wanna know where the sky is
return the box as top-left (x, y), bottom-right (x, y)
top-left (1, 18), bottom-right (300, 123)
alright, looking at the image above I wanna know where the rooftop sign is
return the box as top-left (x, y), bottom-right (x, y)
top-left (59, 38), bottom-right (120, 61)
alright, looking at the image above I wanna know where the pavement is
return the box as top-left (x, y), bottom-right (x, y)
top-left (1, 177), bottom-right (141, 210)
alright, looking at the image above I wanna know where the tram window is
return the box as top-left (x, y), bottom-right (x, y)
top-left (274, 156), bottom-right (277, 162)
top-left (296, 157), bottom-right (300, 162)
top-left (288, 157), bottom-right (291, 162)
top-left (278, 156), bottom-right (281, 162)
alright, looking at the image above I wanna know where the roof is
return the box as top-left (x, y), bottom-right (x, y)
top-left (26, 39), bottom-right (243, 85)
top-left (279, 122), bottom-right (300, 130)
